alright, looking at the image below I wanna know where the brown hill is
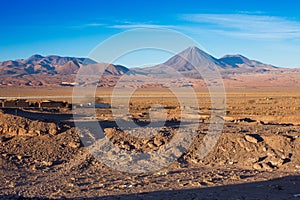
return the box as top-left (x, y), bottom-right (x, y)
top-left (219, 54), bottom-right (277, 73)
top-left (0, 55), bottom-right (129, 74)
top-left (0, 55), bottom-right (130, 86)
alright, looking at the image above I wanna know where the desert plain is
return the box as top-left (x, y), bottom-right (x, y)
top-left (0, 85), bottom-right (300, 200)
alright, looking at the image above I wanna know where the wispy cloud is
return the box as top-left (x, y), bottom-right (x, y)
top-left (85, 23), bottom-right (104, 27)
top-left (69, 23), bottom-right (105, 29)
top-left (108, 23), bottom-right (174, 29)
top-left (180, 14), bottom-right (300, 39)
top-left (68, 14), bottom-right (300, 40)
top-left (72, 20), bottom-right (174, 30)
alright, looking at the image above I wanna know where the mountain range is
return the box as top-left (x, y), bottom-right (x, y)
top-left (0, 46), bottom-right (295, 87)
top-left (139, 46), bottom-right (277, 78)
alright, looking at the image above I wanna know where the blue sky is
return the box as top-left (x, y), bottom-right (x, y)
top-left (1, 0), bottom-right (300, 67)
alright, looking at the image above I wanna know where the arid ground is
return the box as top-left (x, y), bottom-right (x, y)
top-left (0, 86), bottom-right (300, 199)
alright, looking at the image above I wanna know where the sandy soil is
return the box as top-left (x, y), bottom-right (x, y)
top-left (0, 87), bottom-right (300, 199)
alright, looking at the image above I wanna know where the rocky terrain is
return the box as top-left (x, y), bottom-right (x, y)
top-left (0, 89), bottom-right (300, 199)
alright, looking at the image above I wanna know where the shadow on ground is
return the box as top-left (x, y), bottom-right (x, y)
top-left (1, 175), bottom-right (300, 200)
top-left (0, 108), bottom-right (186, 129)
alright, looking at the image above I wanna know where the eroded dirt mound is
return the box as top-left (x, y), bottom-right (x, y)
top-left (1, 110), bottom-right (300, 172)
top-left (0, 111), bottom-right (81, 170)
top-left (0, 110), bottom-right (58, 136)
top-left (188, 131), bottom-right (300, 171)
top-left (0, 110), bottom-right (300, 199)
top-left (104, 127), bottom-right (176, 152)
top-left (103, 123), bottom-right (300, 172)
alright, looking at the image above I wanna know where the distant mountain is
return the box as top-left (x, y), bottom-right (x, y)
top-left (134, 46), bottom-right (221, 78)
top-left (0, 47), bottom-right (286, 87)
top-left (0, 55), bottom-right (128, 76)
top-left (162, 46), bottom-right (228, 71)
top-left (219, 54), bottom-right (277, 72)
top-left (141, 46), bottom-right (277, 77)
top-left (24, 54), bottom-right (96, 66)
